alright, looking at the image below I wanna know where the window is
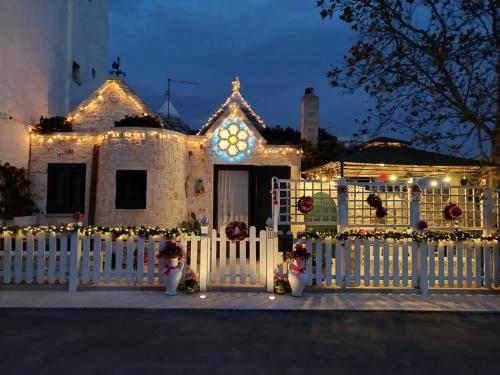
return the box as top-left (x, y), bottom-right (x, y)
top-left (115, 170), bottom-right (147, 209)
top-left (72, 61), bottom-right (81, 84)
top-left (91, 68), bottom-right (96, 78)
top-left (47, 164), bottom-right (86, 214)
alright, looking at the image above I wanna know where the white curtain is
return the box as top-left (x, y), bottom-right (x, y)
top-left (217, 170), bottom-right (249, 228)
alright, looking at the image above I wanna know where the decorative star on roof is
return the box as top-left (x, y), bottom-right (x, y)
top-left (232, 77), bottom-right (240, 93)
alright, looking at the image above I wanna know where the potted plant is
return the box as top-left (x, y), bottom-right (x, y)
top-left (0, 162), bottom-right (38, 225)
top-left (286, 243), bottom-right (311, 297)
top-left (32, 116), bottom-right (72, 134)
top-left (274, 273), bottom-right (290, 295)
top-left (184, 270), bottom-right (199, 294)
top-left (157, 240), bottom-right (185, 295)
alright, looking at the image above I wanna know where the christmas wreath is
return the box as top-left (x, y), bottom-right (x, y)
top-left (367, 193), bottom-right (382, 208)
top-left (225, 221), bottom-right (247, 242)
top-left (297, 196), bottom-right (314, 214)
top-left (444, 203), bottom-right (462, 220)
top-left (375, 206), bottom-right (388, 218)
top-left (366, 193), bottom-right (388, 218)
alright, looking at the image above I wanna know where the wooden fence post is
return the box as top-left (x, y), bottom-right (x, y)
top-left (266, 228), bottom-right (275, 292)
top-left (199, 225), bottom-right (209, 292)
top-left (68, 230), bottom-right (81, 292)
top-left (418, 241), bottom-right (428, 294)
top-left (482, 184), bottom-right (494, 235)
top-left (337, 178), bottom-right (348, 232)
top-left (271, 177), bottom-right (279, 233)
top-left (409, 177), bottom-right (421, 230)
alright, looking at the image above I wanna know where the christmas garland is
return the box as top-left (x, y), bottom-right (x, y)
top-left (297, 229), bottom-right (500, 242)
top-left (0, 224), bottom-right (191, 238)
top-left (225, 221), bottom-right (247, 242)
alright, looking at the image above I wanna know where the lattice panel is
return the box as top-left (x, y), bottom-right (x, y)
top-left (347, 183), bottom-right (410, 227)
top-left (494, 190), bottom-right (500, 230)
top-left (274, 179), bottom-right (338, 226)
top-left (421, 186), bottom-right (483, 229)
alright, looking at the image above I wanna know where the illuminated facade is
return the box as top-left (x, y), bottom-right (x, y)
top-left (29, 77), bottom-right (301, 230)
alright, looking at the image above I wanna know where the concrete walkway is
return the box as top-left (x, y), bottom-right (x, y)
top-left (1, 289), bottom-right (499, 311)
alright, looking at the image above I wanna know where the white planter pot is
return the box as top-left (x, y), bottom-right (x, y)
top-left (288, 261), bottom-right (307, 297)
top-left (8, 215), bottom-right (37, 227)
top-left (159, 257), bottom-right (185, 296)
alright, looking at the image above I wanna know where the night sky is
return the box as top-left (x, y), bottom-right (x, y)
top-left (108, 0), bottom-right (371, 137)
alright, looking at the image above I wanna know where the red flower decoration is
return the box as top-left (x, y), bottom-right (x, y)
top-left (72, 211), bottom-right (82, 222)
top-left (297, 196), bottom-right (314, 213)
top-left (417, 220), bottom-right (428, 231)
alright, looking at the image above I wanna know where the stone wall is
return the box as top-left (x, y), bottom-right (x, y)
top-left (29, 129), bottom-right (299, 229)
top-left (186, 141), bottom-right (301, 229)
top-left (95, 134), bottom-right (187, 227)
top-left (30, 133), bottom-right (96, 224)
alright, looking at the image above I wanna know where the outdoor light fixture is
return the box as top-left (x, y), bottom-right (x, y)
top-left (443, 176), bottom-right (452, 183)
top-left (389, 174), bottom-right (397, 181)
top-left (199, 294), bottom-right (207, 299)
top-left (268, 295), bottom-right (276, 300)
top-left (407, 178), bottom-right (413, 184)
top-left (430, 180), bottom-right (438, 187)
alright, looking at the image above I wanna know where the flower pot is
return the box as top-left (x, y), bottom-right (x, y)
top-left (185, 286), bottom-right (197, 294)
top-left (159, 257), bottom-right (185, 296)
top-left (274, 285), bottom-right (287, 295)
top-left (293, 259), bottom-right (306, 269)
top-left (288, 262), bottom-right (307, 297)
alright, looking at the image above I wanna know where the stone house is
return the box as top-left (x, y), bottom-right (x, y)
top-left (29, 77), bottom-right (301, 230)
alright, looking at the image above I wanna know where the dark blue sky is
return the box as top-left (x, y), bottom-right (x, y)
top-left (108, 0), bottom-right (371, 137)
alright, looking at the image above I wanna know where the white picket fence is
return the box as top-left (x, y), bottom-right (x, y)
top-left (299, 238), bottom-right (500, 292)
top-left (0, 228), bottom-right (272, 292)
top-left (1, 228), bottom-right (499, 293)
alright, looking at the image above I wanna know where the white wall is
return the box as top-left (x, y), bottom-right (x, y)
top-left (0, 0), bottom-right (107, 166)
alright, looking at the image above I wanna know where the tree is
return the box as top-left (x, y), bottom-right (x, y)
top-left (318, 0), bottom-right (499, 163)
top-left (261, 126), bottom-right (345, 169)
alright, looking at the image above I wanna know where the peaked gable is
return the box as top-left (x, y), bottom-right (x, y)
top-left (197, 77), bottom-right (267, 138)
top-left (67, 78), bottom-right (158, 132)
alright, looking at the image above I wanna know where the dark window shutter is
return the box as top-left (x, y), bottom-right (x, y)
top-left (115, 170), bottom-right (147, 209)
top-left (46, 164), bottom-right (86, 214)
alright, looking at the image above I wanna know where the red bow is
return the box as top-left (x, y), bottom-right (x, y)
top-left (291, 264), bottom-right (305, 276)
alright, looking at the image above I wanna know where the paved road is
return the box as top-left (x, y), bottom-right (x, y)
top-left (1, 310), bottom-right (499, 375)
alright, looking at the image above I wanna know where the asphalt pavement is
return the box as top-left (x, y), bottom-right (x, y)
top-left (1, 309), bottom-right (499, 375)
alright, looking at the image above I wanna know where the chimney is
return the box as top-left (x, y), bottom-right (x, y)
top-left (300, 88), bottom-right (319, 145)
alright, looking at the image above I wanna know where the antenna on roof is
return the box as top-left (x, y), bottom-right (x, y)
top-left (110, 57), bottom-right (126, 77)
top-left (165, 78), bottom-right (199, 125)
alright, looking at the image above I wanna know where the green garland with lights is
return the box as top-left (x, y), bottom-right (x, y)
top-left (0, 225), bottom-right (193, 238)
top-left (0, 225), bottom-right (498, 242)
top-left (298, 229), bottom-right (500, 242)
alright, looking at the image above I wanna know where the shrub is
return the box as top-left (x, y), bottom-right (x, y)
top-left (114, 115), bottom-right (162, 128)
top-left (32, 116), bottom-right (72, 134)
top-left (0, 162), bottom-right (38, 221)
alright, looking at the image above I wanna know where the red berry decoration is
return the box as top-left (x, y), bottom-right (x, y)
top-left (297, 196), bottom-right (314, 214)
top-left (417, 220), bottom-right (428, 231)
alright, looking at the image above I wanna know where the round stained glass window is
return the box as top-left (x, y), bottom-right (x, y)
top-left (212, 118), bottom-right (255, 162)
